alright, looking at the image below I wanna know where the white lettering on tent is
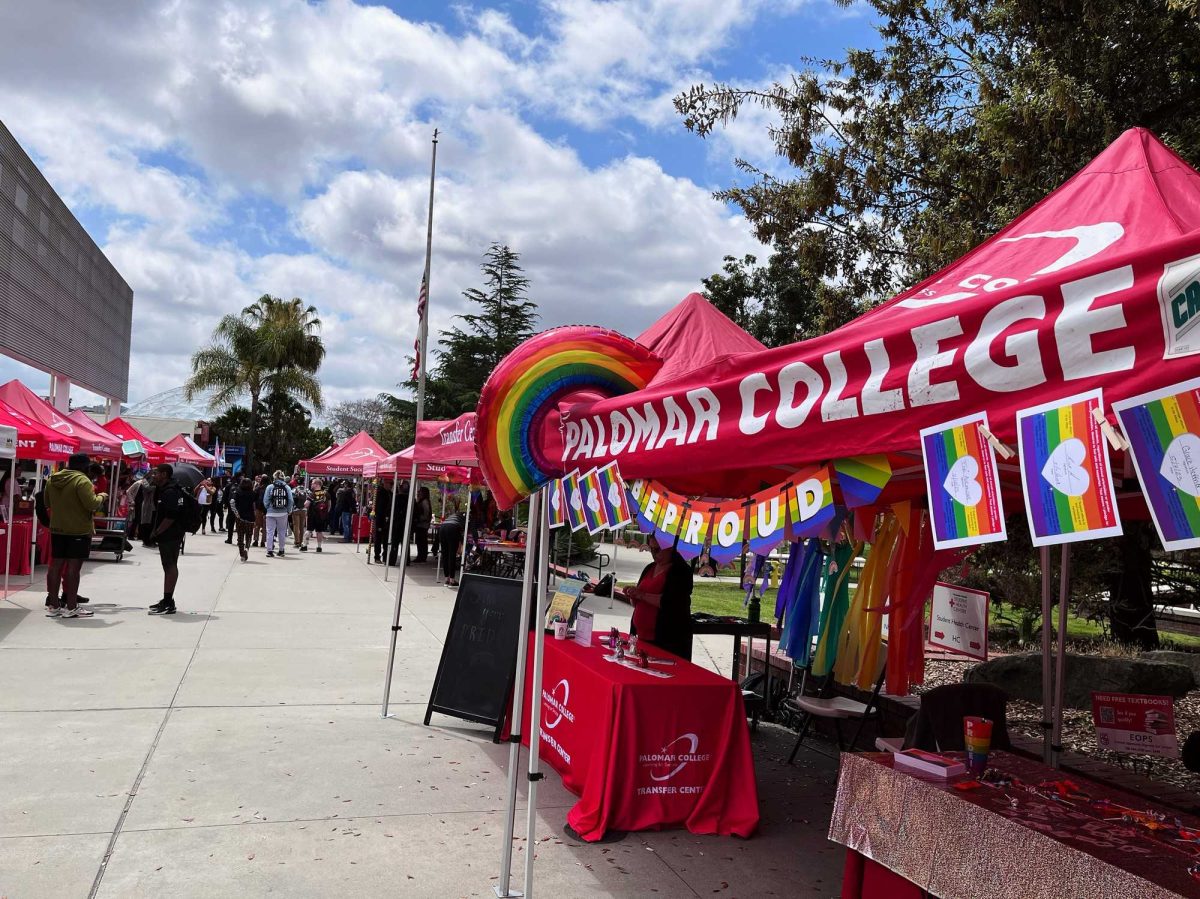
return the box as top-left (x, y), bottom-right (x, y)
top-left (659, 499), bottom-right (680, 533)
top-left (821, 350), bottom-right (858, 421)
top-left (908, 317), bottom-right (962, 407)
top-left (716, 510), bottom-right (742, 548)
top-left (776, 361), bottom-right (823, 429)
top-left (594, 415), bottom-right (608, 454)
top-left (862, 339), bottom-right (904, 415)
top-left (656, 396), bottom-right (689, 449)
top-left (686, 388), bottom-right (720, 443)
top-left (755, 495), bottom-right (782, 537)
top-left (682, 509), bottom-right (706, 544)
top-left (738, 373), bottom-right (771, 435)
top-left (964, 294), bottom-right (1047, 392)
top-left (1056, 265), bottom-right (1136, 380)
top-left (628, 403), bottom-right (661, 453)
top-left (609, 409), bottom-right (633, 454)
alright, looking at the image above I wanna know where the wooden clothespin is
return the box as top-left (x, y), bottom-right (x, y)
top-left (1091, 407), bottom-right (1130, 452)
top-left (978, 425), bottom-right (1015, 460)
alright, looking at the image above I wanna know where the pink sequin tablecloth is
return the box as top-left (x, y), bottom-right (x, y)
top-left (829, 751), bottom-right (1200, 899)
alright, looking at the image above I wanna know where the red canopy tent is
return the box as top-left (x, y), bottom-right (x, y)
top-left (414, 412), bottom-right (480, 467)
top-left (102, 417), bottom-right (172, 465)
top-left (303, 431), bottom-right (388, 476)
top-left (365, 445), bottom-right (480, 484)
top-left (0, 380), bottom-right (120, 459)
top-left (65, 410), bottom-right (132, 460)
top-left (0, 400), bottom-right (77, 460)
top-left (160, 433), bottom-right (218, 466)
top-left (555, 128), bottom-right (1200, 495)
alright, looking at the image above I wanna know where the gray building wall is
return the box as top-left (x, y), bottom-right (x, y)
top-left (0, 120), bottom-right (133, 401)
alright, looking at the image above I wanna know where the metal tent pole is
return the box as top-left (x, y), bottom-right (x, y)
top-left (382, 466), bottom-right (420, 717)
top-left (437, 485), bottom-right (447, 580)
top-left (29, 464), bottom-right (43, 580)
top-left (383, 474), bottom-right (401, 581)
top-left (4, 456), bottom-right (14, 599)
top-left (1039, 546), bottom-right (1053, 765)
top-left (494, 488), bottom-right (542, 899)
top-left (460, 492), bottom-right (471, 577)
top-left (1051, 544), bottom-right (1072, 769)
top-left (522, 497), bottom-right (552, 899)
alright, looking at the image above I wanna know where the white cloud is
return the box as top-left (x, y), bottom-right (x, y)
top-left (0, 0), bottom-right (799, 411)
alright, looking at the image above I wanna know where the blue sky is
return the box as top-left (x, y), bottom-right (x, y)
top-left (0, 0), bottom-right (880, 408)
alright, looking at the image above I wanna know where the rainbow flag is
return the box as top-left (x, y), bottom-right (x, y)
top-left (920, 413), bottom-right (1007, 550)
top-left (547, 478), bottom-right (567, 529)
top-left (785, 464), bottom-right (836, 540)
top-left (1016, 390), bottom-right (1121, 547)
top-left (596, 462), bottom-right (632, 529)
top-left (1115, 377), bottom-right (1200, 551)
top-left (834, 455), bottom-right (892, 507)
top-left (747, 483), bottom-right (789, 556)
top-left (563, 470), bottom-right (587, 532)
top-left (706, 498), bottom-right (748, 564)
top-left (631, 480), bottom-right (662, 534)
top-left (651, 488), bottom-right (689, 547)
top-left (579, 468), bottom-right (609, 534)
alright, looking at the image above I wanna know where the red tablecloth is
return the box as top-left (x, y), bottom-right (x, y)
top-left (842, 851), bottom-right (927, 899)
top-left (514, 633), bottom-right (759, 842)
top-left (0, 519), bottom-right (32, 575)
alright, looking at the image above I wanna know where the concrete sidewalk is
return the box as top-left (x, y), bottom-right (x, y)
top-left (0, 534), bottom-right (844, 898)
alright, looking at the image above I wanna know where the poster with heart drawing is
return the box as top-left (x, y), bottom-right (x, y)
top-left (1016, 390), bottom-right (1122, 547)
top-left (919, 412), bottom-right (1007, 550)
top-left (1113, 376), bottom-right (1200, 551)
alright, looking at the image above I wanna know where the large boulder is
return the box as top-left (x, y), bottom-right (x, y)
top-left (1141, 650), bottom-right (1200, 683)
top-left (965, 652), bottom-right (1196, 710)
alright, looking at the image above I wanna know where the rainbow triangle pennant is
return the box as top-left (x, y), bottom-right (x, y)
top-left (834, 454), bottom-right (892, 508)
top-left (747, 483), bottom-right (789, 556)
top-left (706, 498), bottom-right (748, 565)
top-left (785, 464), bottom-right (836, 540)
top-left (596, 462), bottom-right (632, 530)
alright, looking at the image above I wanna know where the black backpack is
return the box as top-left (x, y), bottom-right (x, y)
top-left (180, 488), bottom-right (204, 535)
top-left (269, 481), bottom-right (290, 511)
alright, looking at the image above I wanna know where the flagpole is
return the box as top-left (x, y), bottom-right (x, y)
top-left (382, 128), bottom-right (438, 718)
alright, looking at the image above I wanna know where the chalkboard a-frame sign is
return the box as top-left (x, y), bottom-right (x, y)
top-left (425, 573), bottom-right (526, 741)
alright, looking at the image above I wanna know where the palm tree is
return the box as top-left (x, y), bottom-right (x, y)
top-left (185, 296), bottom-right (324, 476)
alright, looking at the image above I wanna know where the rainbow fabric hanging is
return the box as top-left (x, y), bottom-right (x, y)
top-left (779, 539), bottom-right (825, 666)
top-left (812, 542), bottom-right (859, 677)
top-left (833, 512), bottom-right (901, 689)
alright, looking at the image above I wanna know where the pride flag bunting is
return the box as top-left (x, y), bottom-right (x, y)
top-left (1114, 376), bottom-right (1200, 551)
top-left (547, 478), bottom-right (567, 529)
top-left (747, 483), bottom-right (789, 556)
top-left (596, 462), bottom-right (632, 530)
top-left (706, 498), bottom-right (748, 564)
top-left (1016, 390), bottom-right (1121, 547)
top-left (920, 412), bottom-right (1007, 550)
top-left (563, 469), bottom-right (587, 532)
top-left (785, 464), bottom-right (836, 541)
top-left (579, 468), bottom-right (609, 534)
top-left (833, 454), bottom-right (893, 507)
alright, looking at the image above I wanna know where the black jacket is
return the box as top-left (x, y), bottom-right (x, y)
top-left (632, 553), bottom-right (694, 661)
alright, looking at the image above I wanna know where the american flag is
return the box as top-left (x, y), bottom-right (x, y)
top-left (411, 275), bottom-right (427, 381)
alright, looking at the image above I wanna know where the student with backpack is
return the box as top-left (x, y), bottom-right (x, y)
top-left (262, 471), bottom-right (294, 558)
top-left (304, 478), bottom-right (330, 552)
top-left (290, 481), bottom-right (308, 550)
top-left (147, 463), bottom-right (198, 615)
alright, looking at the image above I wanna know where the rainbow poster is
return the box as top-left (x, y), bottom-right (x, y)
top-left (596, 462), bottom-right (632, 530)
top-left (563, 469), bottom-right (587, 532)
top-left (1016, 390), bottom-right (1121, 547)
top-left (579, 468), bottom-right (609, 534)
top-left (547, 478), bottom-right (567, 529)
top-left (919, 412), bottom-right (1007, 550)
top-left (1114, 377), bottom-right (1200, 551)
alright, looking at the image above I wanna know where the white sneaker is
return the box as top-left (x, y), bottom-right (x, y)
top-left (61, 607), bottom-right (94, 618)
top-left (45, 607), bottom-right (62, 618)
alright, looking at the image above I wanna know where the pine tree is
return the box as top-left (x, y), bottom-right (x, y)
top-left (423, 244), bottom-right (539, 418)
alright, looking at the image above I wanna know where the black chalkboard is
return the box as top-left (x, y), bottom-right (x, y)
top-left (424, 573), bottom-right (526, 741)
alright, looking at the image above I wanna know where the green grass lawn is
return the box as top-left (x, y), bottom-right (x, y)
top-left (623, 578), bottom-right (1200, 650)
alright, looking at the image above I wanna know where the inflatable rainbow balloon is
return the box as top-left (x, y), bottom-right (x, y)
top-left (476, 326), bottom-right (661, 510)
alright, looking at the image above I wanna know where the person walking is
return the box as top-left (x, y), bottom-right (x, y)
top-left (231, 477), bottom-right (256, 562)
top-left (373, 480), bottom-right (392, 563)
top-left (304, 477), bottom-right (330, 553)
top-left (438, 503), bottom-right (465, 587)
top-left (223, 477), bottom-right (236, 544)
top-left (252, 475), bottom-right (266, 547)
top-left (147, 463), bottom-right (187, 615)
top-left (413, 485), bottom-right (433, 563)
top-left (210, 478), bottom-right (225, 533)
top-left (262, 471), bottom-right (293, 558)
top-left (337, 481), bottom-right (357, 542)
top-left (290, 480), bottom-right (308, 550)
top-left (197, 478), bottom-right (213, 534)
top-left (44, 453), bottom-right (107, 618)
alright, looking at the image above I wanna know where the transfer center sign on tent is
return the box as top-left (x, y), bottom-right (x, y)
top-left (558, 129), bottom-right (1200, 481)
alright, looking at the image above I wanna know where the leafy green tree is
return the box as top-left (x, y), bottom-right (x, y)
top-left (422, 244), bottom-right (539, 418)
top-left (186, 295), bottom-right (325, 475)
top-left (676, 0), bottom-right (1200, 306)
